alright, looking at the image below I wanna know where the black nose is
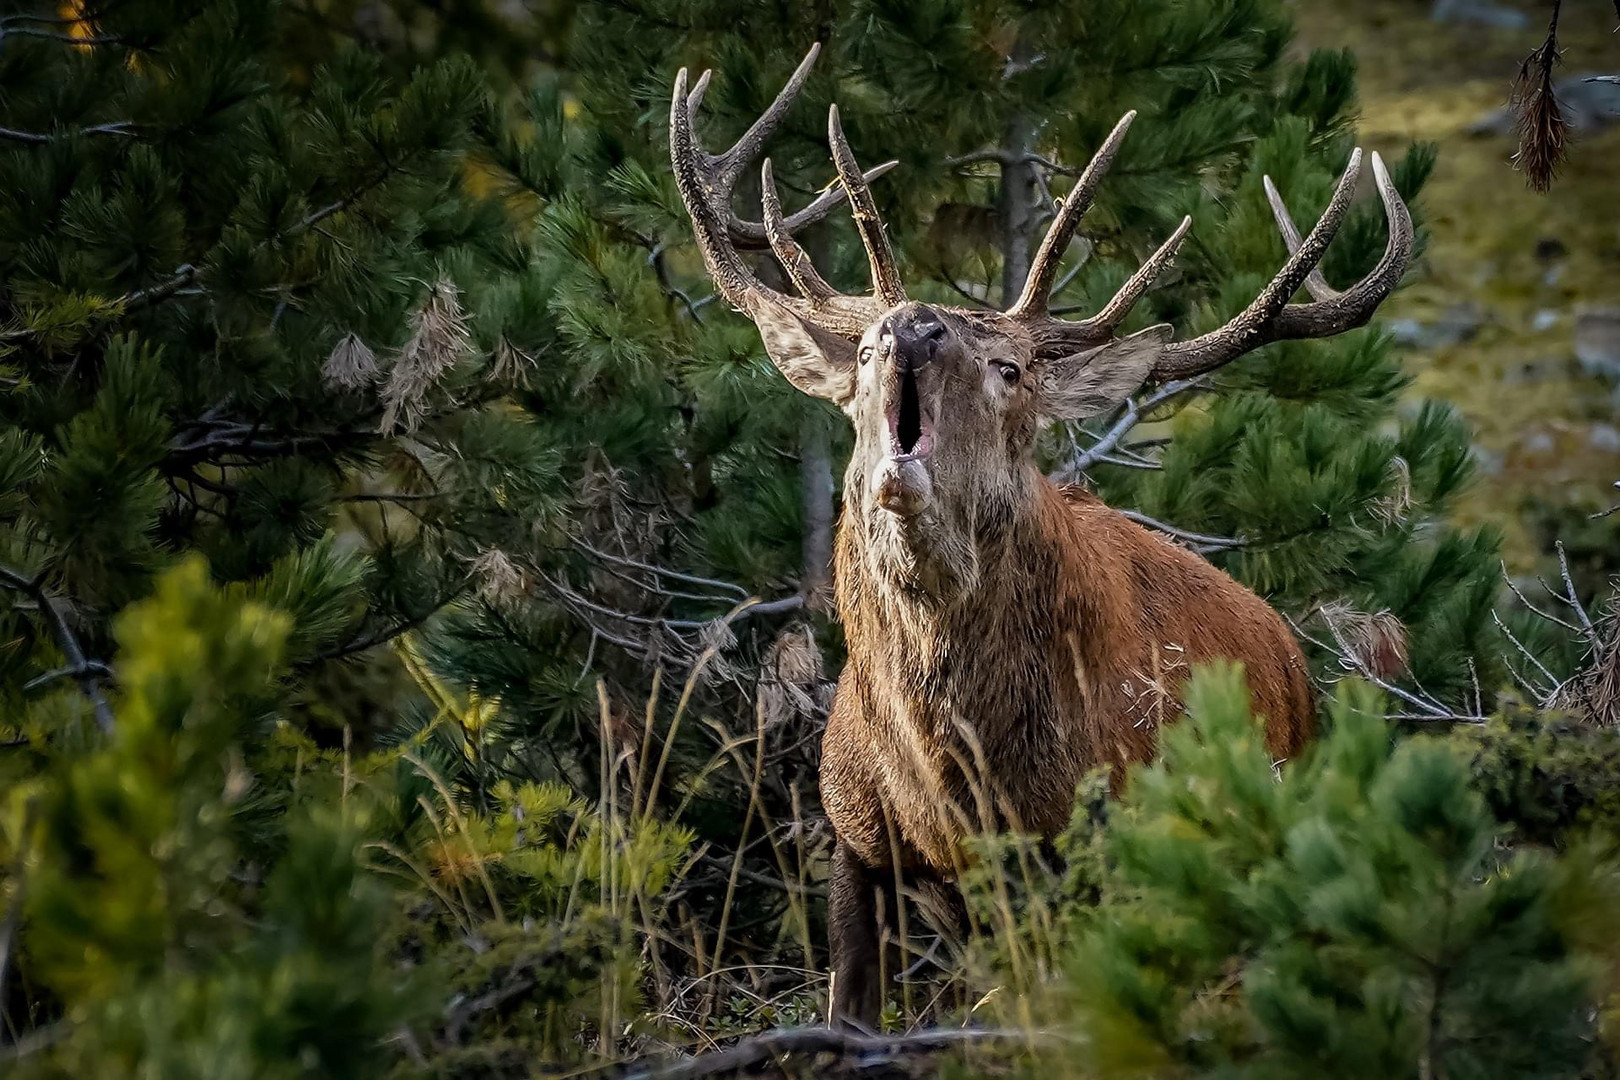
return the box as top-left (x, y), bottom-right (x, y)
top-left (882, 305), bottom-right (946, 370)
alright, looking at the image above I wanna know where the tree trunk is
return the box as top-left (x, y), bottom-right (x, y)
top-left (997, 109), bottom-right (1038, 306)
top-left (799, 409), bottom-right (835, 611)
top-left (797, 227), bottom-right (838, 612)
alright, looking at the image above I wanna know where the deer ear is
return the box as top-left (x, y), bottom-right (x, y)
top-left (1041, 325), bottom-right (1171, 421)
top-left (752, 300), bottom-right (859, 405)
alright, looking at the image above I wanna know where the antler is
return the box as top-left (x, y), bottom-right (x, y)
top-left (1010, 117), bottom-right (1414, 378)
top-left (669, 44), bottom-right (906, 337)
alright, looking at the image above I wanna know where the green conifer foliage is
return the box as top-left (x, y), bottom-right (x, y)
top-left (2, 558), bottom-right (691, 1074)
top-left (7, 559), bottom-right (415, 1078)
top-left (0, 2), bottom-right (567, 742)
top-left (1045, 665), bottom-right (1599, 1079)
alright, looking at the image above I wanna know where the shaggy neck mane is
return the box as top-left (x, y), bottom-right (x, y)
top-left (833, 469), bottom-right (1133, 724)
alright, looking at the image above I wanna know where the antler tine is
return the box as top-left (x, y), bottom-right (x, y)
top-left (729, 160), bottom-right (899, 250)
top-left (670, 52), bottom-right (891, 337)
top-left (762, 158), bottom-right (837, 303)
top-left (828, 104), bottom-right (907, 308)
top-left (1262, 175), bottom-right (1338, 301)
top-left (681, 45), bottom-right (899, 252)
top-left (1010, 111), bottom-right (1136, 319)
top-left (1075, 215), bottom-right (1193, 336)
top-left (1152, 148), bottom-right (1392, 381)
top-left (670, 64), bottom-right (784, 315)
top-left (714, 44), bottom-right (820, 190)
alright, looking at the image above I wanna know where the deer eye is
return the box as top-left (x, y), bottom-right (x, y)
top-left (994, 361), bottom-right (1021, 385)
top-left (858, 346), bottom-right (875, 365)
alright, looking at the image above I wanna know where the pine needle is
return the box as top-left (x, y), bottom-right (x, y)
top-left (380, 276), bottom-right (472, 432)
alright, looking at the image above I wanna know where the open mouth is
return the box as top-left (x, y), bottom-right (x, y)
top-left (887, 367), bottom-right (932, 460)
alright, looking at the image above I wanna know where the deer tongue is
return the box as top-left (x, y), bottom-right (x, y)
top-left (872, 455), bottom-right (931, 517)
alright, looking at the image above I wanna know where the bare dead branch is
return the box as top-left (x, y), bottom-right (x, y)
top-left (576, 541), bottom-right (750, 599)
top-left (612, 1024), bottom-right (1038, 1080)
top-left (1050, 375), bottom-right (1205, 481)
top-left (1114, 509), bottom-right (1246, 554)
top-left (1288, 613), bottom-right (1485, 724)
top-left (1555, 540), bottom-right (1599, 651)
top-left (0, 565), bottom-right (114, 732)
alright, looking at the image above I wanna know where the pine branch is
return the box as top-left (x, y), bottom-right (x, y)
top-left (166, 419), bottom-right (375, 466)
top-left (123, 263), bottom-right (197, 312)
top-left (0, 25), bottom-right (126, 45)
top-left (0, 565), bottom-right (114, 732)
top-left (310, 578), bottom-right (475, 664)
top-left (0, 120), bottom-right (135, 144)
top-left (122, 161), bottom-right (407, 318)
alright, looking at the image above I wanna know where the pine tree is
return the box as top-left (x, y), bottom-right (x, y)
top-left (1020, 665), bottom-right (1605, 1079)
top-left (8, 559), bottom-right (415, 1078)
top-left (0, 2), bottom-right (566, 747)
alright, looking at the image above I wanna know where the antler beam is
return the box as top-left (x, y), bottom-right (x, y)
top-left (1151, 151), bottom-right (1413, 379)
top-left (1009, 112), bottom-right (1413, 378)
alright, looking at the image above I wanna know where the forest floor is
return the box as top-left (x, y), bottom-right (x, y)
top-left (1292, 0), bottom-right (1620, 568)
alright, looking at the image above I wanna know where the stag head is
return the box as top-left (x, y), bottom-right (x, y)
top-left (670, 46), bottom-right (1413, 585)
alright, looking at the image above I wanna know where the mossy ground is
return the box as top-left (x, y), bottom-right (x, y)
top-left (1294, 0), bottom-right (1620, 566)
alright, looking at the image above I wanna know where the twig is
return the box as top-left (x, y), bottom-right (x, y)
top-left (1050, 244), bottom-right (1092, 297)
top-left (24, 659), bottom-right (112, 692)
top-left (0, 120), bottom-right (134, 144)
top-left (441, 971), bottom-right (537, 1046)
top-left (612, 1025), bottom-right (1038, 1080)
top-left (1290, 613), bottom-right (1484, 723)
top-left (1554, 540), bottom-right (1599, 652)
top-left (1491, 611), bottom-right (1561, 698)
top-left (577, 541), bottom-right (749, 599)
top-left (312, 580), bottom-right (472, 664)
top-left (0, 24), bottom-right (125, 44)
top-left (1501, 562), bottom-right (1581, 634)
top-left (1052, 376), bottom-right (1205, 480)
top-left (123, 262), bottom-right (197, 311)
top-left (646, 241), bottom-right (706, 323)
top-left (694, 855), bottom-right (826, 898)
top-left (1116, 509), bottom-right (1245, 554)
top-left (0, 566), bottom-right (114, 732)
top-left (1092, 453), bottom-right (1161, 471)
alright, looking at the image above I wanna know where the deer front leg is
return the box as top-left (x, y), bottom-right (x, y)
top-left (828, 839), bottom-right (896, 1029)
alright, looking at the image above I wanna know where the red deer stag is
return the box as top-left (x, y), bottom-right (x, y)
top-left (668, 45), bottom-right (1413, 1027)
